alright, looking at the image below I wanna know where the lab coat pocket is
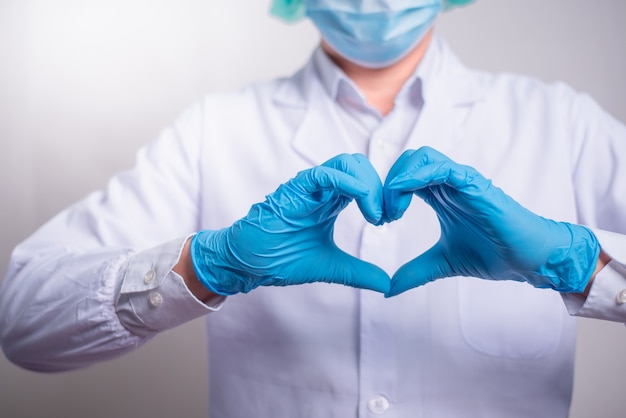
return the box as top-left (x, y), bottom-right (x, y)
top-left (458, 279), bottom-right (565, 359)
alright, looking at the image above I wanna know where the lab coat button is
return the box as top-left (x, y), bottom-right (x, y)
top-left (375, 138), bottom-right (386, 148)
top-left (368, 395), bottom-right (390, 414)
top-left (148, 291), bottom-right (163, 308)
top-left (615, 289), bottom-right (626, 305)
top-left (144, 269), bottom-right (156, 284)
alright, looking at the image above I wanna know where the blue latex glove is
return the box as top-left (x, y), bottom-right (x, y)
top-left (191, 153), bottom-right (390, 295)
top-left (384, 146), bottom-right (600, 297)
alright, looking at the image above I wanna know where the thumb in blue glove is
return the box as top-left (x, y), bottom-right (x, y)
top-left (191, 153), bottom-right (390, 295)
top-left (384, 146), bottom-right (600, 297)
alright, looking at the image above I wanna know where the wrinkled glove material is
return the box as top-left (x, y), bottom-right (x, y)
top-left (191, 153), bottom-right (390, 296)
top-left (384, 146), bottom-right (600, 296)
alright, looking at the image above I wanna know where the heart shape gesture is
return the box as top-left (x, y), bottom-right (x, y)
top-left (190, 153), bottom-right (390, 295)
top-left (383, 146), bottom-right (600, 297)
top-left (190, 148), bottom-right (600, 298)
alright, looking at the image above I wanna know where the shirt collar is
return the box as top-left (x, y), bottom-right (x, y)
top-left (272, 35), bottom-right (487, 110)
top-left (312, 47), bottom-right (363, 106)
top-left (311, 40), bottom-right (439, 109)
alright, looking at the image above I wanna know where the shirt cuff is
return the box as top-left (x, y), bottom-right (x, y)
top-left (115, 236), bottom-right (226, 337)
top-left (561, 229), bottom-right (626, 323)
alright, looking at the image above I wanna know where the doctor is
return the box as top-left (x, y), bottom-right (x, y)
top-left (1, 0), bottom-right (626, 417)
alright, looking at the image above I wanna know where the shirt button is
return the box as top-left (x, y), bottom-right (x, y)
top-left (368, 395), bottom-right (390, 415)
top-left (615, 289), bottom-right (626, 305)
top-left (148, 291), bottom-right (164, 308)
top-left (144, 268), bottom-right (156, 284)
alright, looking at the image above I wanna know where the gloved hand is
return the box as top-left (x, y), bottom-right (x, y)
top-left (191, 153), bottom-right (390, 295)
top-left (384, 146), bottom-right (600, 297)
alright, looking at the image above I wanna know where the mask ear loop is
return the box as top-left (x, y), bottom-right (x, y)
top-left (270, 0), bottom-right (307, 23)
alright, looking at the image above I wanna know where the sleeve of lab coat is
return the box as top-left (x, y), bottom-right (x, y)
top-left (561, 88), bottom-right (626, 322)
top-left (0, 100), bottom-right (223, 372)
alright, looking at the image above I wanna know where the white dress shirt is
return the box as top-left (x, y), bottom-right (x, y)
top-left (1, 36), bottom-right (626, 417)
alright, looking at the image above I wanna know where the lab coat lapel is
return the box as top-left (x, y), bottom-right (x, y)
top-left (404, 82), bottom-right (460, 154)
top-left (405, 38), bottom-right (487, 155)
top-left (292, 88), bottom-right (358, 166)
top-left (272, 38), bottom-right (488, 166)
top-left (273, 57), bottom-right (359, 167)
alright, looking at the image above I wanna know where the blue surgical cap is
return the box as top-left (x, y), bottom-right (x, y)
top-left (270, 0), bottom-right (306, 23)
top-left (443, 0), bottom-right (475, 11)
top-left (270, 0), bottom-right (475, 23)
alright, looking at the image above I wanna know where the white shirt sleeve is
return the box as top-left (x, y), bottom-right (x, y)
top-left (0, 236), bottom-right (223, 372)
top-left (116, 235), bottom-right (224, 337)
top-left (0, 100), bottom-right (223, 371)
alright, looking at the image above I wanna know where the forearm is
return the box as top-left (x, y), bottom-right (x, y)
top-left (582, 250), bottom-right (612, 298)
top-left (173, 236), bottom-right (216, 303)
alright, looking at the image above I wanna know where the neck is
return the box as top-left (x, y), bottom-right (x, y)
top-left (322, 29), bottom-right (434, 116)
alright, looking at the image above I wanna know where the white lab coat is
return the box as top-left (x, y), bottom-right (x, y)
top-left (1, 37), bottom-right (626, 417)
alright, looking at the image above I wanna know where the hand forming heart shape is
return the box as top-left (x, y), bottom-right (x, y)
top-left (380, 146), bottom-right (599, 297)
top-left (191, 147), bottom-right (599, 297)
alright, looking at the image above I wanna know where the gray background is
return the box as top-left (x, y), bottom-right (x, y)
top-left (1, 0), bottom-right (625, 417)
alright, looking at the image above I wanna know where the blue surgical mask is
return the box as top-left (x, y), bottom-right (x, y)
top-left (303, 0), bottom-right (443, 68)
